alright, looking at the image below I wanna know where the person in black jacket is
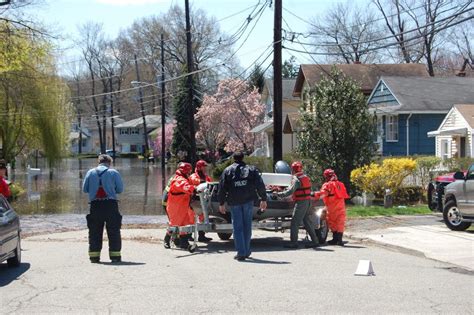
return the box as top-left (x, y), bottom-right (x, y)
top-left (218, 152), bottom-right (267, 261)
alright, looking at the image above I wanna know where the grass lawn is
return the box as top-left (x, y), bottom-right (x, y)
top-left (347, 205), bottom-right (432, 217)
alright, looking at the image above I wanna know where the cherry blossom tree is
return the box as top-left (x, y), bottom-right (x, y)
top-left (152, 123), bottom-right (175, 157)
top-left (195, 79), bottom-right (264, 154)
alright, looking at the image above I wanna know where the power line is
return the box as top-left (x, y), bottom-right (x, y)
top-left (285, 3), bottom-right (472, 48)
top-left (282, 9), bottom-right (473, 57)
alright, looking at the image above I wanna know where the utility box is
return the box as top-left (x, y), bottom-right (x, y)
top-left (384, 189), bottom-right (393, 208)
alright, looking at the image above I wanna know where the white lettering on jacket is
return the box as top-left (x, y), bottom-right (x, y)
top-left (234, 180), bottom-right (248, 187)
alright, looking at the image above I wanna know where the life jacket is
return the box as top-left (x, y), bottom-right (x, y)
top-left (293, 174), bottom-right (311, 201)
top-left (95, 168), bottom-right (108, 199)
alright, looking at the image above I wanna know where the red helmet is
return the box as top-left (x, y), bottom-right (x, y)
top-left (323, 169), bottom-right (336, 181)
top-left (291, 161), bottom-right (303, 174)
top-left (195, 160), bottom-right (208, 172)
top-left (178, 162), bottom-right (192, 175)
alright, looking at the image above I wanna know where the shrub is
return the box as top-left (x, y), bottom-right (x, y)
top-left (443, 157), bottom-right (474, 172)
top-left (415, 156), bottom-right (442, 190)
top-left (393, 186), bottom-right (423, 204)
top-left (351, 158), bottom-right (417, 198)
top-left (9, 183), bottom-right (25, 200)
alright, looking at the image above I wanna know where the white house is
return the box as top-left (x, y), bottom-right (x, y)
top-left (428, 104), bottom-right (474, 159)
top-left (115, 115), bottom-right (168, 153)
top-left (250, 79), bottom-right (300, 157)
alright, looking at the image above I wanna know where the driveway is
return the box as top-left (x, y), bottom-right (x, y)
top-left (346, 214), bottom-right (474, 271)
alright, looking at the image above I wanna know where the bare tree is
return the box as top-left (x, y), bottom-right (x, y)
top-left (310, 2), bottom-right (386, 64)
top-left (373, 0), bottom-right (473, 76)
top-left (449, 16), bottom-right (473, 62)
top-left (77, 22), bottom-right (106, 153)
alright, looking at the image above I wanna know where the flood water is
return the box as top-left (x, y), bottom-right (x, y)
top-left (9, 158), bottom-right (173, 216)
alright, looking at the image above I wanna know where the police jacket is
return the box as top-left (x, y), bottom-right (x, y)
top-left (218, 161), bottom-right (267, 206)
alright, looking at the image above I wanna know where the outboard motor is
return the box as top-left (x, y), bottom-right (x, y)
top-left (274, 160), bottom-right (291, 174)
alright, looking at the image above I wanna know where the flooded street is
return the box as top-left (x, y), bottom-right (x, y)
top-left (10, 158), bottom-right (173, 216)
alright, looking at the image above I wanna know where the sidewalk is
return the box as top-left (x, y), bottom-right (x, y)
top-left (346, 215), bottom-right (474, 271)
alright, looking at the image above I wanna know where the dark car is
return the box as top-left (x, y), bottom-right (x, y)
top-left (427, 171), bottom-right (466, 211)
top-left (0, 195), bottom-right (21, 267)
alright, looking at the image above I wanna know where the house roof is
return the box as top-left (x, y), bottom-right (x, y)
top-left (454, 104), bottom-right (474, 128)
top-left (86, 117), bottom-right (125, 131)
top-left (293, 63), bottom-right (429, 97)
top-left (372, 76), bottom-right (474, 112)
top-left (283, 112), bottom-right (301, 133)
top-left (115, 115), bottom-right (168, 129)
top-left (250, 120), bottom-right (273, 134)
top-left (263, 79), bottom-right (300, 101)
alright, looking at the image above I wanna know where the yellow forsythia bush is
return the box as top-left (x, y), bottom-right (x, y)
top-left (351, 158), bottom-right (417, 198)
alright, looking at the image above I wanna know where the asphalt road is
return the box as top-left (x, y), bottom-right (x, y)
top-left (1, 228), bottom-right (472, 314)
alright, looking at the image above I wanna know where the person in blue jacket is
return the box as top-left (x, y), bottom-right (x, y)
top-left (83, 154), bottom-right (124, 263)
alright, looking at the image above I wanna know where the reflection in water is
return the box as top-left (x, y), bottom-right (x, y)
top-left (11, 158), bottom-right (172, 216)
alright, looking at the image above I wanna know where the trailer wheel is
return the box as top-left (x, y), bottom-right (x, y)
top-left (188, 244), bottom-right (197, 253)
top-left (217, 232), bottom-right (232, 240)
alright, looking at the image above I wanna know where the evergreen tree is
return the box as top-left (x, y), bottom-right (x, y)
top-left (171, 74), bottom-right (201, 161)
top-left (282, 56), bottom-right (299, 79)
top-left (248, 65), bottom-right (265, 93)
top-left (297, 66), bottom-right (376, 191)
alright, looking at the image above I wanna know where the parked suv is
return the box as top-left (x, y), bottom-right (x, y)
top-left (442, 165), bottom-right (474, 231)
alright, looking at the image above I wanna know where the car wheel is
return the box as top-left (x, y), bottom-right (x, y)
top-left (443, 200), bottom-right (472, 231)
top-left (7, 233), bottom-right (21, 268)
top-left (315, 219), bottom-right (328, 244)
top-left (427, 183), bottom-right (437, 211)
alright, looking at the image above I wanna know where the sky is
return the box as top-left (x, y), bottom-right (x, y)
top-left (25, 0), bottom-right (353, 75)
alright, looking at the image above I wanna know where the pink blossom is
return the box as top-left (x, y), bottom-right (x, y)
top-left (195, 79), bottom-right (264, 153)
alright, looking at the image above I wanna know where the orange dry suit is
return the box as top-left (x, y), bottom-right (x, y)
top-left (166, 170), bottom-right (196, 232)
top-left (314, 178), bottom-right (349, 233)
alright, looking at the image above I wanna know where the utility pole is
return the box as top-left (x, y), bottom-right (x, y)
top-left (134, 53), bottom-right (150, 157)
top-left (109, 75), bottom-right (116, 161)
top-left (273, 0), bottom-right (283, 165)
top-left (185, 0), bottom-right (197, 165)
top-left (160, 33), bottom-right (167, 187)
top-left (75, 81), bottom-right (82, 155)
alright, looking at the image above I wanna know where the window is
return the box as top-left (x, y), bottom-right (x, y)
top-left (468, 164), bottom-right (474, 180)
top-left (120, 128), bottom-right (129, 135)
top-left (0, 197), bottom-right (9, 213)
top-left (131, 128), bottom-right (140, 135)
top-left (385, 115), bottom-right (398, 141)
top-left (441, 139), bottom-right (450, 160)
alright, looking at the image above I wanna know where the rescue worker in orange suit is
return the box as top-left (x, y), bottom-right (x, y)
top-left (314, 169), bottom-right (349, 246)
top-left (275, 161), bottom-right (319, 249)
top-left (164, 162), bottom-right (196, 249)
top-left (188, 159), bottom-right (212, 242)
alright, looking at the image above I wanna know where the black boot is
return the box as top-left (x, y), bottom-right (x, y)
top-left (164, 233), bottom-right (171, 249)
top-left (179, 235), bottom-right (190, 249)
top-left (327, 232), bottom-right (338, 245)
top-left (336, 232), bottom-right (344, 246)
top-left (315, 229), bottom-right (326, 245)
top-left (198, 231), bottom-right (212, 242)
